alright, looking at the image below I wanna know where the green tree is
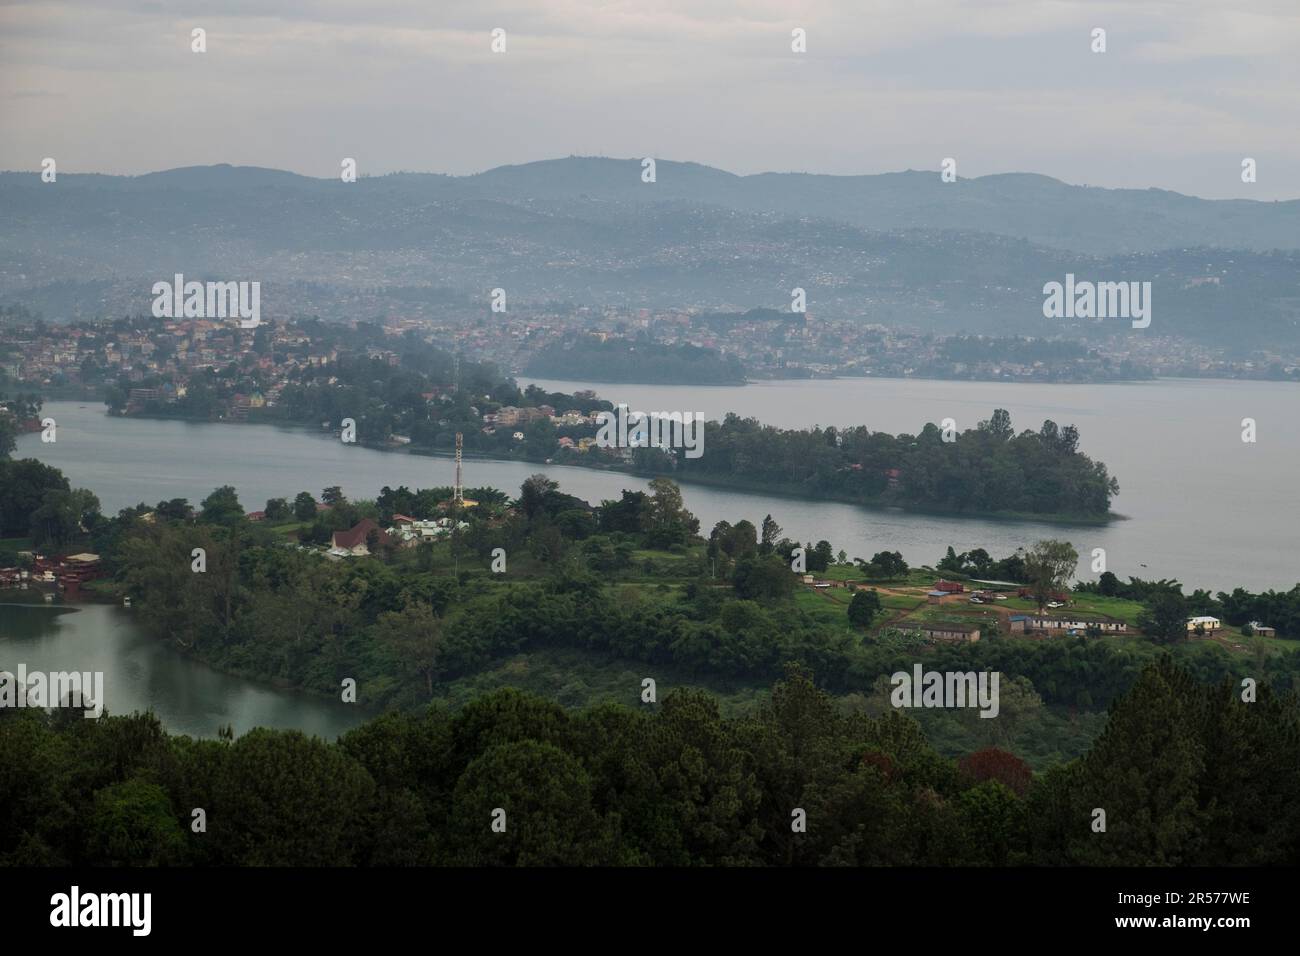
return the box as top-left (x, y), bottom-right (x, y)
top-left (517, 474), bottom-right (557, 521)
top-left (811, 540), bottom-right (834, 573)
top-left (449, 740), bottom-right (612, 865)
top-left (293, 491), bottom-right (317, 521)
top-left (645, 477), bottom-right (698, 549)
top-left (847, 589), bottom-right (882, 629)
top-left (0, 459), bottom-right (69, 535)
top-left (862, 550), bottom-right (908, 580)
top-left (199, 485), bottom-right (245, 527)
top-left (938, 546), bottom-right (965, 573)
top-left (733, 554), bottom-right (795, 602)
top-left (86, 778), bottom-right (186, 867)
top-left (212, 728), bottom-right (375, 866)
top-left (0, 413), bottom-right (15, 459)
top-left (1138, 591), bottom-right (1190, 644)
top-left (1024, 539), bottom-right (1078, 612)
top-left (978, 408), bottom-right (1014, 441)
top-left (155, 497), bottom-right (191, 521)
top-left (373, 601), bottom-right (445, 697)
top-left (29, 487), bottom-right (100, 548)
top-left (1075, 658), bottom-right (1208, 864)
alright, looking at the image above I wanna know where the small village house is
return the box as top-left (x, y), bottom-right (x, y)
top-left (915, 622), bottom-right (981, 643)
top-left (1027, 613), bottom-right (1129, 635)
top-left (330, 518), bottom-right (391, 557)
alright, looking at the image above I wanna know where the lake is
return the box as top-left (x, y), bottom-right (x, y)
top-left (0, 602), bottom-right (366, 740)
top-left (522, 375), bottom-right (1299, 594)
top-left (17, 378), bottom-right (1300, 594)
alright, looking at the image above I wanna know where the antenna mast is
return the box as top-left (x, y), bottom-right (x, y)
top-left (454, 432), bottom-right (464, 509)
top-left (452, 431), bottom-right (464, 577)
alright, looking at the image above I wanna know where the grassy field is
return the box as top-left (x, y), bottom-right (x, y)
top-left (793, 588), bottom-right (853, 627)
top-left (880, 593), bottom-right (924, 611)
top-left (909, 605), bottom-right (1004, 626)
top-left (1000, 593), bottom-right (1146, 624)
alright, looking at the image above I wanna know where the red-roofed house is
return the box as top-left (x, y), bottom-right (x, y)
top-left (331, 519), bottom-right (391, 556)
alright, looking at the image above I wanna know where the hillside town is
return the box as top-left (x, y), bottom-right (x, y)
top-left (3, 310), bottom-right (1298, 403)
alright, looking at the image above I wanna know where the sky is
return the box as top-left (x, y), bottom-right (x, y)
top-left (2, 0), bottom-right (1298, 199)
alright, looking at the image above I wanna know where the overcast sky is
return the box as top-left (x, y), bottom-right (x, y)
top-left (2, 0), bottom-right (1297, 199)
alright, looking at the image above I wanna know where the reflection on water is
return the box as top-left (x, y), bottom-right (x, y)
top-left (18, 384), bottom-right (1300, 593)
top-left (0, 602), bottom-right (366, 740)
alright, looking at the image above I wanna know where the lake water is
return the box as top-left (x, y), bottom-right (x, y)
top-left (8, 381), bottom-right (1295, 735)
top-left (16, 382), bottom-right (1298, 593)
top-left (0, 602), bottom-right (365, 740)
top-left (522, 376), bottom-right (1299, 594)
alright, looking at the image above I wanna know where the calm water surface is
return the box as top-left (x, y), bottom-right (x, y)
top-left (10, 381), bottom-right (1295, 734)
top-left (0, 602), bottom-right (365, 739)
top-left (17, 381), bottom-right (1300, 594)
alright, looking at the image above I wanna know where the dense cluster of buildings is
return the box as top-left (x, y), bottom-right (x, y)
top-left (0, 552), bottom-right (102, 598)
top-left (0, 317), bottom-right (354, 414)
top-left (4, 309), bottom-right (1296, 407)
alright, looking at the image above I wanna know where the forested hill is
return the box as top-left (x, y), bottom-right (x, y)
top-left (4, 661), bottom-right (1298, 866)
top-left (7, 159), bottom-right (1297, 255)
top-left (5, 162), bottom-right (1300, 348)
top-left (672, 409), bottom-right (1119, 519)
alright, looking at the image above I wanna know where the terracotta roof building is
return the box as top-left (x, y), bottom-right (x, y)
top-left (331, 518), bottom-right (391, 556)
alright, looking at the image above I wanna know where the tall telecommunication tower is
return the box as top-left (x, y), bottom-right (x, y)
top-left (453, 432), bottom-right (464, 510)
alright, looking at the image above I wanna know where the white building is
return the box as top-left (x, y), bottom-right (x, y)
top-left (1187, 616), bottom-right (1222, 633)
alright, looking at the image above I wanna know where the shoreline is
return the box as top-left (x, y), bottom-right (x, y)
top-left (519, 371), bottom-right (1298, 388)
top-left (96, 407), bottom-right (1119, 527)
top-left (0, 591), bottom-right (379, 720)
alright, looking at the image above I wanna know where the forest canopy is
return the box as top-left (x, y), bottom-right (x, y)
top-left (672, 409), bottom-right (1120, 518)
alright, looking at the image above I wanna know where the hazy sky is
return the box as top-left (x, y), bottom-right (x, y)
top-left (2, 0), bottom-right (1297, 199)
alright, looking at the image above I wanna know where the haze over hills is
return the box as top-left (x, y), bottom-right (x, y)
top-left (8, 157), bottom-right (1299, 254)
top-left (1, 157), bottom-right (1298, 348)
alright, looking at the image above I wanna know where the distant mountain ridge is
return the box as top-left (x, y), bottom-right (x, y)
top-left (2, 158), bottom-right (1298, 349)
top-left (4, 156), bottom-right (1296, 255)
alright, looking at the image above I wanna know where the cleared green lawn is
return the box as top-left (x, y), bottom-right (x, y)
top-left (820, 564), bottom-right (863, 582)
top-left (1001, 593), bottom-right (1145, 625)
top-left (906, 605), bottom-right (1004, 627)
top-left (794, 588), bottom-right (854, 627)
top-left (269, 521), bottom-right (309, 537)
